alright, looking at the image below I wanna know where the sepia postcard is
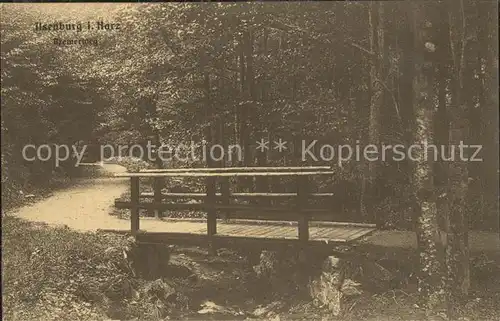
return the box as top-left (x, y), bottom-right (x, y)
top-left (1, 2), bottom-right (499, 320)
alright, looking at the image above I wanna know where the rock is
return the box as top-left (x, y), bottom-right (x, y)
top-left (308, 255), bottom-right (347, 316)
top-left (197, 300), bottom-right (243, 316)
top-left (341, 278), bottom-right (363, 297)
top-left (321, 256), bottom-right (345, 281)
top-left (309, 274), bottom-right (344, 316)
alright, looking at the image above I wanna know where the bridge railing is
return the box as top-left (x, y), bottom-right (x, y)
top-left (114, 167), bottom-right (335, 246)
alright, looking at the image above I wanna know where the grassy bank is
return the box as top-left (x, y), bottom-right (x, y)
top-left (1, 216), bottom-right (191, 321)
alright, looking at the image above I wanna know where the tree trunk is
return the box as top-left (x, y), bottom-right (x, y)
top-left (202, 54), bottom-right (214, 169)
top-left (433, 0), bottom-right (451, 269)
top-left (244, 30), bottom-right (256, 195)
top-left (361, 2), bottom-right (384, 222)
top-left (237, 34), bottom-right (251, 192)
top-left (257, 30), bottom-right (270, 203)
top-left (445, 0), bottom-right (470, 308)
top-left (465, 11), bottom-right (483, 229)
top-left (409, 2), bottom-right (446, 313)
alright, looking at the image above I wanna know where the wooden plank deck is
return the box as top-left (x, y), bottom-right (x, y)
top-left (194, 223), bottom-right (375, 243)
top-left (101, 219), bottom-right (376, 247)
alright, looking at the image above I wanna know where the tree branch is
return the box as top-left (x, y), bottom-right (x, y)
top-left (374, 77), bottom-right (402, 123)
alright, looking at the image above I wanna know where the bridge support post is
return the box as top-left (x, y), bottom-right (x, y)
top-left (130, 177), bottom-right (140, 235)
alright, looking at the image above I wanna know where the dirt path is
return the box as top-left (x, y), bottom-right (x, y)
top-left (10, 164), bottom-right (132, 232)
top-left (9, 164), bottom-right (209, 233)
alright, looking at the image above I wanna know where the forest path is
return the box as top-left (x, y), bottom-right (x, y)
top-left (9, 164), bottom-right (209, 233)
top-left (10, 164), bottom-right (133, 232)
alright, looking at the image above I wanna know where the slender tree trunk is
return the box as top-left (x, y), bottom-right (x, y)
top-left (465, 8), bottom-right (483, 229)
top-left (445, 0), bottom-right (471, 308)
top-left (150, 95), bottom-right (164, 170)
top-left (237, 34), bottom-right (251, 192)
top-left (409, 2), bottom-right (446, 314)
top-left (244, 30), bottom-right (256, 194)
top-left (257, 30), bottom-right (270, 202)
top-left (361, 2), bottom-right (384, 223)
top-left (202, 53), bottom-right (214, 169)
top-left (434, 0), bottom-right (451, 264)
top-left (361, 3), bottom-right (377, 219)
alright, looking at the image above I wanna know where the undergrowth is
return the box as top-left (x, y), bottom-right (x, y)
top-left (1, 216), bottom-right (189, 321)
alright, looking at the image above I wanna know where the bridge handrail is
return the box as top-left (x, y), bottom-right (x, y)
top-left (138, 166), bottom-right (332, 173)
top-left (115, 171), bottom-right (334, 177)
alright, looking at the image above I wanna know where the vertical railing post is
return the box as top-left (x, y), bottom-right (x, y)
top-left (206, 175), bottom-right (217, 254)
top-left (297, 174), bottom-right (309, 243)
top-left (221, 177), bottom-right (230, 220)
top-left (130, 176), bottom-right (140, 235)
top-left (153, 177), bottom-right (163, 218)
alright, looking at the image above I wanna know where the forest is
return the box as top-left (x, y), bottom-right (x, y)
top-left (1, 1), bottom-right (498, 320)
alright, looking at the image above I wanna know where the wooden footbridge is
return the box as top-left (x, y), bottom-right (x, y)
top-left (113, 166), bottom-right (376, 251)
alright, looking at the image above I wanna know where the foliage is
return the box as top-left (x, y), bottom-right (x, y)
top-left (1, 4), bottom-right (107, 207)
